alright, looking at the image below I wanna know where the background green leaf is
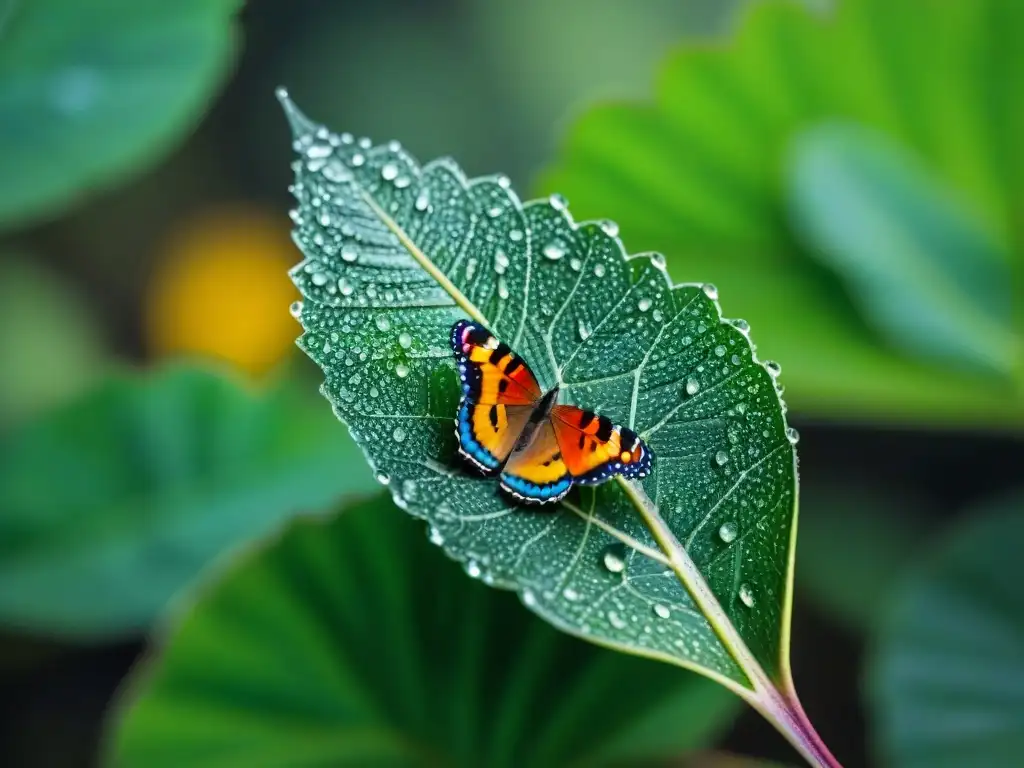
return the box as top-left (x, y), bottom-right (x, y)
top-left (788, 123), bottom-right (1014, 377)
top-left (0, 363), bottom-right (375, 638)
top-left (107, 495), bottom-right (741, 768)
top-left (867, 491), bottom-right (1024, 768)
top-left (538, 0), bottom-right (1024, 427)
top-left (0, 256), bottom-right (110, 427)
top-left (0, 0), bottom-right (241, 230)
top-left (284, 95), bottom-right (797, 690)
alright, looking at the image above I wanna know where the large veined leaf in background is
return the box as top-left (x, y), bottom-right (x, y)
top-left (867, 492), bottom-right (1024, 768)
top-left (281, 95), bottom-right (835, 765)
top-left (0, 0), bottom-right (241, 231)
top-left (107, 495), bottom-right (741, 767)
top-left (539, 0), bottom-right (1024, 428)
top-left (0, 364), bottom-right (375, 638)
top-left (789, 123), bottom-right (1014, 378)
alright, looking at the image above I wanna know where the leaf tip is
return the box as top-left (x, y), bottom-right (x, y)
top-left (276, 87), bottom-right (316, 139)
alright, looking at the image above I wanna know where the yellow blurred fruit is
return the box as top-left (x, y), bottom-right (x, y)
top-left (146, 207), bottom-right (300, 376)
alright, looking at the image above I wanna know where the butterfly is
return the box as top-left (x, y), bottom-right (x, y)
top-left (450, 319), bottom-right (653, 504)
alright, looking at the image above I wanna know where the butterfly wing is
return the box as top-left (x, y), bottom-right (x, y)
top-left (499, 420), bottom-right (573, 504)
top-left (451, 320), bottom-right (543, 474)
top-left (550, 405), bottom-right (653, 484)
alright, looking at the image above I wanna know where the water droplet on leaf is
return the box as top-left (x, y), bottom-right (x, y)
top-left (739, 583), bottom-right (755, 607)
top-left (719, 521), bottom-right (738, 543)
top-left (602, 544), bottom-right (627, 573)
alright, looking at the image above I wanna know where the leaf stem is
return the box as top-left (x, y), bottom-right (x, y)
top-left (617, 477), bottom-right (842, 768)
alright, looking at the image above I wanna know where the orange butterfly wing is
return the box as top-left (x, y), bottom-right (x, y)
top-left (451, 320), bottom-right (542, 474)
top-left (550, 405), bottom-right (653, 484)
top-left (499, 420), bottom-right (572, 503)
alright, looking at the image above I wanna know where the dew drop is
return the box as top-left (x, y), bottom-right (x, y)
top-left (765, 360), bottom-right (782, 377)
top-left (653, 604), bottom-right (671, 619)
top-left (522, 589), bottom-right (537, 607)
top-left (497, 276), bottom-right (510, 299)
top-left (375, 471), bottom-right (390, 485)
top-left (510, 229), bottom-right (524, 242)
top-left (702, 283), bottom-right (719, 300)
top-left (312, 271), bottom-right (329, 286)
top-left (685, 377), bottom-right (700, 396)
top-left (466, 560), bottom-right (481, 579)
top-left (415, 191), bottom-right (430, 211)
top-left (593, 262), bottom-right (606, 277)
top-left (394, 175), bottom-right (411, 189)
top-left (497, 175), bottom-right (511, 189)
top-left (602, 544), bottom-right (627, 573)
top-left (289, 300), bottom-right (303, 318)
top-left (428, 526), bottom-right (444, 545)
top-left (715, 344), bottom-right (726, 357)
top-left (650, 253), bottom-right (667, 270)
top-left (487, 205), bottom-right (502, 218)
top-left (322, 161), bottom-right (352, 183)
top-left (398, 332), bottom-right (413, 349)
top-left (494, 250), bottom-right (510, 273)
top-left (638, 298), bottom-right (652, 312)
top-left (569, 257), bottom-right (582, 272)
top-left (543, 242), bottom-right (565, 260)
top-left (562, 587), bottom-right (580, 601)
top-left (395, 363), bottom-right (410, 378)
top-left (719, 521), bottom-right (738, 543)
top-left (381, 162), bottom-right (399, 181)
top-left (732, 318), bottom-right (750, 333)
top-left (738, 583), bottom-right (755, 608)
top-left (715, 450), bottom-right (730, 466)
top-left (608, 610), bottom-right (628, 630)
top-left (341, 244), bottom-right (358, 262)
top-left (786, 427), bottom-right (801, 445)
top-left (577, 318), bottom-right (591, 341)
top-left (392, 426), bottom-right (406, 443)
top-left (375, 315), bottom-right (391, 331)
top-left (599, 219), bottom-right (619, 237)
top-left (338, 277), bottom-right (354, 296)
top-left (350, 152), bottom-right (365, 167)
top-left (549, 193), bottom-right (568, 210)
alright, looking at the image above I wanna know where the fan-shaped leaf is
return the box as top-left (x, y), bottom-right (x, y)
top-left (789, 123), bottom-right (1014, 378)
top-left (867, 492), bottom-right (1024, 768)
top-left (107, 495), bottom-right (741, 767)
top-left (0, 364), bottom-right (375, 638)
top-left (281, 92), bottom-right (801, 694)
top-left (539, 0), bottom-right (1024, 427)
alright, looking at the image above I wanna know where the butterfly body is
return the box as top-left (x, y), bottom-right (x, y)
top-left (451, 320), bottom-right (653, 504)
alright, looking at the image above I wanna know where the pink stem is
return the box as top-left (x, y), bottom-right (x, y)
top-left (753, 684), bottom-right (843, 768)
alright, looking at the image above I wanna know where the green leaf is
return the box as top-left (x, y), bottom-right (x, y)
top-left (0, 256), bottom-right (110, 427)
top-left (106, 495), bottom-right (741, 767)
top-left (795, 478), bottom-right (934, 634)
top-left (789, 123), bottom-right (1014, 377)
top-left (866, 491), bottom-right (1024, 768)
top-left (0, 363), bottom-right (376, 639)
top-left (538, 0), bottom-right (1024, 427)
top-left (0, 0), bottom-right (241, 230)
top-left (278, 95), bottom-right (837, 765)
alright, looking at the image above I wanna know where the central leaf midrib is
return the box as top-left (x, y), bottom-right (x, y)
top-left (353, 172), bottom-right (766, 695)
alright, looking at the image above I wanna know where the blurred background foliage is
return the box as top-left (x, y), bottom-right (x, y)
top-left (0, 0), bottom-right (1020, 766)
